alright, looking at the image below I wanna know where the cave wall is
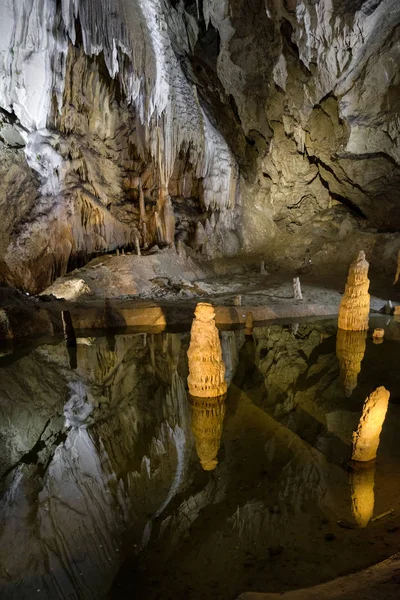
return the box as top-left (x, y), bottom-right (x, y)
top-left (0, 0), bottom-right (400, 291)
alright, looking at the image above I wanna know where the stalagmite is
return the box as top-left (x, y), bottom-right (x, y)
top-left (293, 277), bottom-right (302, 300)
top-left (260, 260), bottom-right (268, 275)
top-left (116, 248), bottom-right (120, 256)
top-left (189, 394), bottom-right (226, 471)
top-left (336, 328), bottom-right (367, 397)
top-left (194, 221), bottom-right (207, 253)
top-left (176, 239), bottom-right (185, 257)
top-left (134, 236), bottom-right (141, 256)
top-left (121, 248), bottom-right (125, 255)
top-left (351, 386), bottom-right (390, 462)
top-left (338, 251), bottom-right (370, 331)
top-left (372, 328), bottom-right (384, 343)
top-left (187, 303), bottom-right (227, 398)
top-left (350, 462), bottom-right (375, 528)
top-left (234, 295), bottom-right (242, 306)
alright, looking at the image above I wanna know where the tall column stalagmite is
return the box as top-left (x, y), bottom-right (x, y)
top-left (189, 394), bottom-right (226, 471)
top-left (338, 251), bottom-right (370, 331)
top-left (336, 328), bottom-right (367, 397)
top-left (351, 386), bottom-right (390, 462)
top-left (187, 303), bottom-right (227, 398)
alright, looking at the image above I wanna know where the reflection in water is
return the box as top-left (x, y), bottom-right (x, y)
top-left (351, 386), bottom-right (390, 462)
top-left (336, 328), bottom-right (367, 397)
top-left (1, 321), bottom-right (400, 600)
top-left (188, 394), bottom-right (226, 471)
top-left (187, 303), bottom-right (227, 397)
top-left (350, 461), bottom-right (375, 528)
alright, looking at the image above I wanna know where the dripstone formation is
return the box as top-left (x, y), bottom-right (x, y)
top-left (338, 251), bottom-right (370, 331)
top-left (187, 303), bottom-right (227, 398)
top-left (352, 386), bottom-right (390, 462)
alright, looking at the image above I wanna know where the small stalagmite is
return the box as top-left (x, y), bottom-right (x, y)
top-left (187, 303), bottom-right (227, 398)
top-left (189, 394), bottom-right (226, 471)
top-left (336, 328), bottom-right (367, 397)
top-left (372, 328), bottom-right (384, 344)
top-left (351, 386), bottom-right (390, 462)
top-left (350, 461), bottom-right (375, 528)
top-left (338, 251), bottom-right (370, 331)
top-left (293, 277), bottom-right (302, 300)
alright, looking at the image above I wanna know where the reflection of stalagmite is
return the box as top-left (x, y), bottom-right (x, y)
top-left (352, 386), bottom-right (390, 462)
top-left (189, 394), bottom-right (226, 471)
top-left (336, 328), bottom-right (367, 397)
top-left (338, 251), bottom-right (370, 331)
top-left (350, 461), bottom-right (375, 528)
top-left (187, 303), bottom-right (227, 397)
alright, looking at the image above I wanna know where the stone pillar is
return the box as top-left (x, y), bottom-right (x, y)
top-left (187, 303), bottom-right (227, 397)
top-left (293, 277), bottom-right (302, 300)
top-left (351, 386), bottom-right (390, 462)
top-left (338, 251), bottom-right (370, 331)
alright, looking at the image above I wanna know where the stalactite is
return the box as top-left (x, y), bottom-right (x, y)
top-left (338, 251), bottom-right (370, 331)
top-left (138, 176), bottom-right (147, 245)
top-left (187, 303), bottom-right (227, 398)
top-left (336, 328), bottom-right (367, 397)
top-left (188, 393), bottom-right (226, 471)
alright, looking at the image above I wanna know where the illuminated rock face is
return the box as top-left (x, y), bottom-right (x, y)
top-left (350, 462), bottom-right (375, 528)
top-left (336, 328), bottom-right (367, 397)
top-left (338, 251), bottom-right (370, 331)
top-left (187, 303), bottom-right (227, 398)
top-left (189, 394), bottom-right (226, 471)
top-left (352, 386), bottom-right (390, 462)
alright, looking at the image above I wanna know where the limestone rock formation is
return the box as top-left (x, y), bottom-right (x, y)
top-left (187, 303), bottom-right (228, 398)
top-left (188, 394), bottom-right (226, 471)
top-left (1, 1), bottom-right (400, 292)
top-left (338, 251), bottom-right (370, 331)
top-left (352, 386), bottom-right (390, 462)
top-left (336, 328), bottom-right (367, 397)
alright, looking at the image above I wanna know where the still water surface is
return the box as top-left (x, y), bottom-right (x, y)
top-left (1, 317), bottom-right (400, 599)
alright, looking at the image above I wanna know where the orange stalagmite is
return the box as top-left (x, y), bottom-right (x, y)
top-left (338, 251), bottom-right (370, 331)
top-left (189, 394), bottom-right (226, 471)
top-left (187, 303), bottom-right (227, 397)
top-left (336, 329), bottom-right (367, 397)
top-left (351, 386), bottom-right (390, 462)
